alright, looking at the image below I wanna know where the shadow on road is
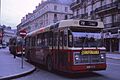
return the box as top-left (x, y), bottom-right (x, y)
top-left (53, 71), bottom-right (105, 79)
top-left (28, 61), bottom-right (108, 79)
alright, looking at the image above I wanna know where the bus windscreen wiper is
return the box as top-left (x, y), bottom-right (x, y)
top-left (82, 35), bottom-right (88, 48)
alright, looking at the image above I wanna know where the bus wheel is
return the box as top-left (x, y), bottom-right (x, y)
top-left (47, 57), bottom-right (53, 72)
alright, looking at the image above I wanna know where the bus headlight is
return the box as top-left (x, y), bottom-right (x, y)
top-left (100, 54), bottom-right (104, 59)
top-left (75, 54), bottom-right (80, 61)
top-left (75, 55), bottom-right (80, 61)
top-left (74, 53), bottom-right (81, 65)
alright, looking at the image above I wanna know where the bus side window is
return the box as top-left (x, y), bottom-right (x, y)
top-left (53, 32), bottom-right (57, 47)
top-left (60, 31), bottom-right (63, 47)
top-left (31, 37), bottom-right (35, 47)
top-left (45, 32), bottom-right (48, 47)
top-left (38, 34), bottom-right (42, 47)
top-left (64, 34), bottom-right (67, 47)
top-left (49, 31), bottom-right (52, 46)
top-left (63, 29), bottom-right (67, 47)
top-left (41, 33), bottom-right (45, 47)
top-left (26, 38), bottom-right (29, 47)
top-left (29, 37), bottom-right (32, 47)
top-left (68, 30), bottom-right (73, 47)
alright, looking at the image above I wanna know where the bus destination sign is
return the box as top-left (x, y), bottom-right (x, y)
top-left (81, 50), bottom-right (99, 55)
top-left (79, 20), bottom-right (98, 26)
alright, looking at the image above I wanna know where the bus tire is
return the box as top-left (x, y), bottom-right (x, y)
top-left (47, 56), bottom-right (53, 72)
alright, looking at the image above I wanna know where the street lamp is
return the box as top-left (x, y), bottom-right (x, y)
top-left (0, 28), bottom-right (3, 44)
top-left (118, 29), bottom-right (120, 53)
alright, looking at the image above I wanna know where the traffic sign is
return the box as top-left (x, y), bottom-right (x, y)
top-left (19, 30), bottom-right (27, 38)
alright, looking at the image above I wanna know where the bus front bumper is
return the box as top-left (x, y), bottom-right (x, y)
top-left (67, 64), bottom-right (107, 73)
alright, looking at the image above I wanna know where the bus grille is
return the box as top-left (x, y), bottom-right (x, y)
top-left (73, 52), bottom-right (105, 65)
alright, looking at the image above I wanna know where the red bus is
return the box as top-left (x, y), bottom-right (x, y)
top-left (9, 36), bottom-right (25, 55)
top-left (25, 19), bottom-right (106, 73)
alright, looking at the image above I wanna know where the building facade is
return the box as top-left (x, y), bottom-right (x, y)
top-left (70, 0), bottom-right (120, 53)
top-left (3, 28), bottom-right (16, 44)
top-left (0, 25), bottom-right (16, 44)
top-left (17, 0), bottom-right (73, 33)
top-left (0, 26), bottom-right (3, 44)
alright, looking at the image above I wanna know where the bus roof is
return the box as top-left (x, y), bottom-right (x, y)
top-left (27, 19), bottom-right (104, 36)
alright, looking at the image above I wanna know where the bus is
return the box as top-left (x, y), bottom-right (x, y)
top-left (25, 19), bottom-right (106, 73)
top-left (9, 36), bottom-right (25, 55)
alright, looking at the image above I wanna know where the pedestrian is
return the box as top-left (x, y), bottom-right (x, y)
top-left (13, 52), bottom-right (16, 58)
top-left (13, 42), bottom-right (16, 59)
top-left (14, 54), bottom-right (16, 58)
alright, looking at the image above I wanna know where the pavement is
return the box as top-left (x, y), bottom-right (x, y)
top-left (0, 47), bottom-right (36, 80)
top-left (0, 47), bottom-right (119, 80)
top-left (106, 52), bottom-right (120, 60)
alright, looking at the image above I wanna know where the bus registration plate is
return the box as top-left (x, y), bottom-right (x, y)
top-left (86, 65), bottom-right (95, 69)
top-left (81, 50), bottom-right (99, 55)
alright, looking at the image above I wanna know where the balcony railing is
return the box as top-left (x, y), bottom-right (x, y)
top-left (81, 13), bottom-right (88, 19)
top-left (53, 19), bottom-right (58, 23)
top-left (70, 13), bottom-right (88, 19)
top-left (95, 1), bottom-right (119, 13)
top-left (104, 22), bottom-right (120, 28)
top-left (70, 0), bottom-right (86, 9)
top-left (70, 2), bottom-right (80, 9)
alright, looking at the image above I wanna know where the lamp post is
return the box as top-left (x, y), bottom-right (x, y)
top-left (19, 30), bottom-right (26, 69)
top-left (118, 29), bottom-right (120, 53)
top-left (0, 28), bottom-right (3, 45)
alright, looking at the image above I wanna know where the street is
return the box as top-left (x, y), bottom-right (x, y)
top-left (1, 48), bottom-right (120, 80)
top-left (13, 57), bottom-right (120, 80)
top-left (1, 0), bottom-right (120, 80)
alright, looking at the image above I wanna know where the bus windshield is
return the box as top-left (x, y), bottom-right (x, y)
top-left (72, 32), bottom-right (103, 47)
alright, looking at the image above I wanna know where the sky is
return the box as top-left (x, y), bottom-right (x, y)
top-left (1, 0), bottom-right (43, 29)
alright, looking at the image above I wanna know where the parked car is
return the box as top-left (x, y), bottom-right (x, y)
top-left (0, 44), bottom-right (2, 49)
top-left (2, 42), bottom-right (7, 48)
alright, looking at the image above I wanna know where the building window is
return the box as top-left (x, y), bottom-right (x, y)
top-left (54, 14), bottom-right (58, 23)
top-left (65, 15), bottom-right (68, 20)
top-left (117, 14), bottom-right (120, 22)
top-left (112, 14), bottom-right (117, 23)
top-left (35, 23), bottom-right (38, 28)
top-left (65, 7), bottom-right (68, 12)
top-left (106, 16), bottom-right (112, 24)
top-left (54, 14), bottom-right (57, 19)
top-left (101, 17), bottom-right (104, 22)
top-left (84, 5), bottom-right (87, 14)
top-left (76, 9), bottom-right (79, 15)
top-left (103, 17), bottom-right (106, 24)
top-left (54, 5), bottom-right (57, 11)
top-left (101, 0), bottom-right (106, 6)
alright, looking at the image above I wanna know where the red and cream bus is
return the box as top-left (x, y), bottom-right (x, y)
top-left (25, 19), bottom-right (106, 73)
top-left (9, 36), bottom-right (25, 55)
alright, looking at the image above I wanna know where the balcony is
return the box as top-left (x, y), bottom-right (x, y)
top-left (81, 13), bottom-right (88, 19)
top-left (95, 1), bottom-right (119, 14)
top-left (70, 13), bottom-right (88, 19)
top-left (70, 0), bottom-right (86, 10)
top-left (104, 22), bottom-right (120, 28)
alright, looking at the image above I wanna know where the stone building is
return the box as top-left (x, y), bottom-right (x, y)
top-left (17, 0), bottom-right (73, 33)
top-left (70, 0), bottom-right (120, 53)
top-left (0, 25), bottom-right (16, 44)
